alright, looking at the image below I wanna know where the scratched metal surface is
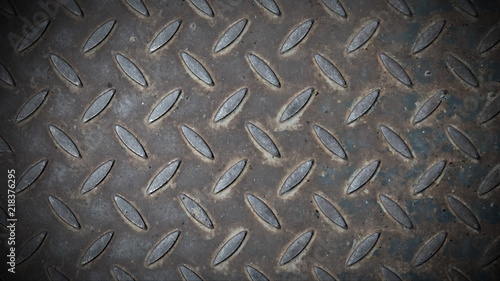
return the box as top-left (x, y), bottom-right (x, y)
top-left (0, 0), bottom-right (499, 280)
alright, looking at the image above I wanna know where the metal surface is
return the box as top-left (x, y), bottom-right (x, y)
top-left (0, 0), bottom-right (499, 280)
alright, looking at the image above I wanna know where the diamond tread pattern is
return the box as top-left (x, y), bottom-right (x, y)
top-left (0, 0), bottom-right (499, 280)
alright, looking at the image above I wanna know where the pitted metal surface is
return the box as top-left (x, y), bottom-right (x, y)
top-left (0, 0), bottom-right (499, 280)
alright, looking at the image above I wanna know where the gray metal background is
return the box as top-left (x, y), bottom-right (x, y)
top-left (0, 0), bottom-right (499, 280)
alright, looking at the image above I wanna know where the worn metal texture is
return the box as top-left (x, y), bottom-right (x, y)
top-left (0, 0), bottom-right (499, 280)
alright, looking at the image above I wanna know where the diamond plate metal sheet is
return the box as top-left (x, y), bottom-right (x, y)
top-left (0, 0), bottom-right (499, 280)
